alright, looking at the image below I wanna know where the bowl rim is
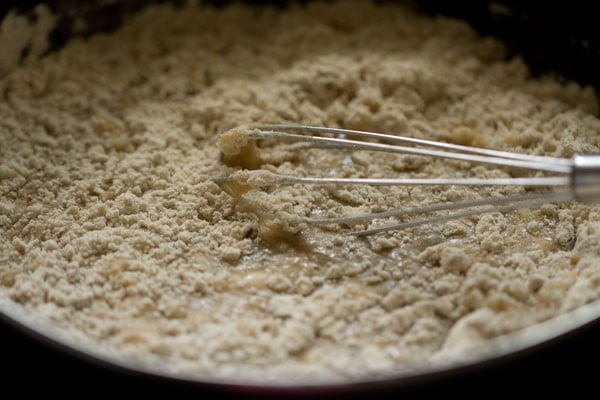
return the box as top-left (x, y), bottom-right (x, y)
top-left (2, 293), bottom-right (600, 390)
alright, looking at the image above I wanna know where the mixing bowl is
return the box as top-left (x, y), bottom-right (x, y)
top-left (2, 0), bottom-right (600, 396)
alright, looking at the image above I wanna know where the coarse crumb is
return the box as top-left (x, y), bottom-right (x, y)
top-left (2, 0), bottom-right (600, 383)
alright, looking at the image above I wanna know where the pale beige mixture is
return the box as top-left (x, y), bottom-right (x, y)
top-left (2, 0), bottom-right (600, 382)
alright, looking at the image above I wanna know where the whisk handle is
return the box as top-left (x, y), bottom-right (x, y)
top-left (572, 155), bottom-right (600, 203)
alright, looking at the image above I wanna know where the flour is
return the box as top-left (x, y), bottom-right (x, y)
top-left (1, 0), bottom-right (600, 382)
top-left (0, 4), bottom-right (55, 76)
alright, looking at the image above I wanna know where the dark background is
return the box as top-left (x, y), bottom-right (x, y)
top-left (2, 0), bottom-right (600, 398)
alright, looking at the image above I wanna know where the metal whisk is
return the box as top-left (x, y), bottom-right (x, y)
top-left (217, 124), bottom-right (600, 236)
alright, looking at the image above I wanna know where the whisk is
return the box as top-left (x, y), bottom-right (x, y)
top-left (216, 124), bottom-right (600, 236)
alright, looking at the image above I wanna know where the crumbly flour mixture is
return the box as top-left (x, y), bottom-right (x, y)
top-left (2, 0), bottom-right (600, 382)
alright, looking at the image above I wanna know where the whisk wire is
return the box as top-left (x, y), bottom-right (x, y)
top-left (348, 191), bottom-right (574, 236)
top-left (305, 191), bottom-right (572, 225)
top-left (250, 125), bottom-right (572, 172)
top-left (259, 125), bottom-right (571, 165)
top-left (248, 130), bottom-right (571, 174)
top-left (268, 174), bottom-right (569, 187)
